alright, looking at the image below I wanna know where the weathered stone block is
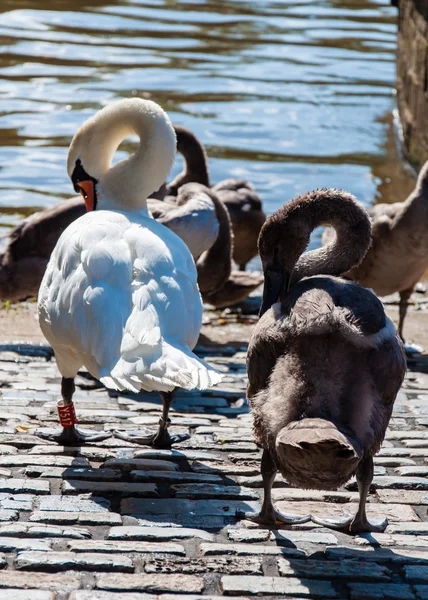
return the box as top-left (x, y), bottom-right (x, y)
top-left (221, 575), bottom-right (337, 597)
top-left (133, 449), bottom-right (220, 462)
top-left (395, 466), bottom-right (428, 476)
top-left (0, 510), bottom-right (17, 521)
top-left (39, 495), bottom-right (110, 512)
top-left (96, 573), bottom-right (204, 593)
top-left (15, 551), bottom-right (133, 572)
top-left (24, 466), bottom-right (121, 480)
top-left (29, 511), bottom-right (122, 526)
top-left (121, 497), bottom-right (260, 518)
top-left (277, 558), bottom-right (391, 581)
top-left (0, 455), bottom-right (89, 467)
top-left (0, 537), bottom-right (51, 552)
top-left (0, 479), bottom-right (49, 495)
top-left (0, 435), bottom-right (54, 448)
top-left (130, 470), bottom-right (222, 484)
top-left (373, 476), bottom-right (428, 490)
top-left (389, 522), bottom-right (428, 535)
top-left (0, 446), bottom-right (18, 455)
top-left (414, 585), bottom-right (428, 600)
top-left (0, 571), bottom-right (81, 591)
top-left (326, 547), bottom-right (428, 563)
top-left (62, 480), bottom-right (158, 497)
top-left (227, 529), bottom-right (270, 543)
top-left (29, 446), bottom-right (118, 461)
top-left (191, 460), bottom-right (259, 476)
top-left (70, 593), bottom-right (156, 600)
top-left (0, 522), bottom-right (91, 539)
top-left (0, 494), bottom-right (33, 511)
top-left (137, 515), bottom-right (227, 529)
top-left (102, 458), bottom-right (178, 472)
top-left (171, 483), bottom-right (259, 500)
top-left (272, 488), bottom-right (356, 502)
top-left (403, 566), bottom-right (428, 583)
top-left (68, 540), bottom-right (186, 555)
top-left (376, 490), bottom-right (428, 504)
top-left (200, 542), bottom-right (305, 557)
top-left (144, 556), bottom-right (262, 575)
top-left (107, 526), bottom-right (213, 541)
top-left (375, 457), bottom-right (417, 467)
top-left (227, 528), bottom-right (338, 545)
top-left (348, 582), bottom-right (415, 599)
top-left (0, 592), bottom-right (55, 600)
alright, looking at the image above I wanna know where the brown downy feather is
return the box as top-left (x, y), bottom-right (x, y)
top-left (275, 418), bottom-right (363, 490)
top-left (202, 270), bottom-right (263, 308)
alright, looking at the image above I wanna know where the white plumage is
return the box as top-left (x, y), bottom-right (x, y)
top-left (37, 98), bottom-right (222, 447)
top-left (39, 209), bottom-right (220, 392)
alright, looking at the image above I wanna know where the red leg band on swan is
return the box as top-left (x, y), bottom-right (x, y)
top-left (57, 400), bottom-right (78, 427)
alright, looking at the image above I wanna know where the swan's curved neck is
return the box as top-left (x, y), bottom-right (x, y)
top-left (168, 126), bottom-right (210, 194)
top-left (262, 189), bottom-right (371, 284)
top-left (294, 193), bottom-right (371, 282)
top-left (293, 220), bottom-right (369, 283)
top-left (68, 100), bottom-right (176, 212)
top-left (196, 188), bottom-right (232, 296)
top-left (258, 190), bottom-right (371, 315)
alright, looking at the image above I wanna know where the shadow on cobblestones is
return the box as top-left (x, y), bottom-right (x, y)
top-left (0, 340), bottom-right (428, 598)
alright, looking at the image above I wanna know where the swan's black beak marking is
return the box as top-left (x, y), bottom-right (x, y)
top-left (71, 159), bottom-right (99, 211)
top-left (260, 265), bottom-right (286, 317)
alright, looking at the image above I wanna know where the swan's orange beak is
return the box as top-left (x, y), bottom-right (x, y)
top-left (78, 180), bottom-right (95, 212)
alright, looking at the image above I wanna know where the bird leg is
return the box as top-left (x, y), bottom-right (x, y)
top-left (114, 390), bottom-right (190, 448)
top-left (242, 449), bottom-right (311, 527)
top-left (399, 288), bottom-right (424, 355)
top-left (35, 377), bottom-right (111, 444)
top-left (312, 456), bottom-right (387, 534)
top-left (152, 391), bottom-right (190, 447)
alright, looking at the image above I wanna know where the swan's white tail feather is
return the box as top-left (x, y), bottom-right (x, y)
top-left (100, 342), bottom-right (222, 393)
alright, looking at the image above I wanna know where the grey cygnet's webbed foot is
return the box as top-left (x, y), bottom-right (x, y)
top-left (242, 448), bottom-right (311, 528)
top-left (313, 455), bottom-right (387, 534)
top-left (311, 514), bottom-right (387, 534)
top-left (243, 506), bottom-right (311, 528)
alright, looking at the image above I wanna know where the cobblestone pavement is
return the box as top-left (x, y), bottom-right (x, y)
top-left (1, 334), bottom-right (428, 600)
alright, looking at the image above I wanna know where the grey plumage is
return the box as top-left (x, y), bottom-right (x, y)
top-left (0, 197), bottom-right (85, 302)
top-left (247, 188), bottom-right (406, 533)
top-left (164, 125), bottom-right (266, 271)
top-left (323, 161), bottom-right (428, 347)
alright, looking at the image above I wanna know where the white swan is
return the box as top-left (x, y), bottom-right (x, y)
top-left (37, 98), bottom-right (222, 447)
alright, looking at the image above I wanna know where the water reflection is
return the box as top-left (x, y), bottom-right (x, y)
top-left (0, 0), bottom-right (415, 250)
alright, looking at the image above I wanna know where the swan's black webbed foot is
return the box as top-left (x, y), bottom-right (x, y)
top-left (114, 419), bottom-right (190, 448)
top-left (115, 389), bottom-right (189, 447)
top-left (35, 426), bottom-right (111, 445)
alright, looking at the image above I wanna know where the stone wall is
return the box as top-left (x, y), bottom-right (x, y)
top-left (395, 0), bottom-right (428, 167)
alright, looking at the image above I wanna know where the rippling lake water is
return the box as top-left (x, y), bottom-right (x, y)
top-left (0, 0), bottom-right (416, 251)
